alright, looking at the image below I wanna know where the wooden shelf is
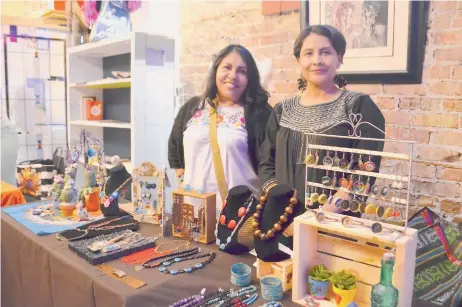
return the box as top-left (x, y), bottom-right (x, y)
top-left (68, 34), bottom-right (132, 57)
top-left (69, 78), bottom-right (131, 89)
top-left (70, 120), bottom-right (131, 129)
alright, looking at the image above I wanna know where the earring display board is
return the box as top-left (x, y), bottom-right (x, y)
top-left (171, 189), bottom-right (216, 244)
top-left (119, 162), bottom-right (166, 233)
top-left (304, 114), bottom-right (415, 228)
top-left (292, 210), bottom-right (418, 307)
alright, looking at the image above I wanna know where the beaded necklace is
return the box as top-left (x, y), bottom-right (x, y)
top-left (56, 216), bottom-right (136, 241)
top-left (138, 247), bottom-right (200, 270)
top-left (253, 191), bottom-right (298, 241)
top-left (158, 252), bottom-right (216, 275)
top-left (121, 240), bottom-right (188, 265)
top-left (215, 196), bottom-right (254, 251)
top-left (100, 176), bottom-right (132, 208)
top-left (214, 286), bottom-right (258, 307)
top-left (158, 252), bottom-right (211, 273)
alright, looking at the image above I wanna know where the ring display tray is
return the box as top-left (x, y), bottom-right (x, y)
top-left (68, 229), bottom-right (157, 265)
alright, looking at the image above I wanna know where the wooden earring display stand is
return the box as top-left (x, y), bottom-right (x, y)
top-left (292, 212), bottom-right (417, 306)
top-left (172, 189), bottom-right (216, 244)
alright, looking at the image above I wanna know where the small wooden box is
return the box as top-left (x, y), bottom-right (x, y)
top-left (255, 258), bottom-right (293, 291)
top-left (292, 211), bottom-right (417, 307)
top-left (171, 189), bottom-right (216, 244)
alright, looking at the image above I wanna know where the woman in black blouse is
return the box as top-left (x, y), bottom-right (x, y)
top-left (259, 25), bottom-right (385, 219)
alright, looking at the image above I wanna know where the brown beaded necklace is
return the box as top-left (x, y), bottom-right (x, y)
top-left (252, 190), bottom-right (299, 240)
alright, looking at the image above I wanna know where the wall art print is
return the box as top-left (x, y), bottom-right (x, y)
top-left (301, 0), bottom-right (426, 83)
top-left (89, 0), bottom-right (132, 42)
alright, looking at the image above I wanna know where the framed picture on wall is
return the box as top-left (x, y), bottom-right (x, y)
top-left (89, 0), bottom-right (132, 42)
top-left (300, 0), bottom-right (426, 84)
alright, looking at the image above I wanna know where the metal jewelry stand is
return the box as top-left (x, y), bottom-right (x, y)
top-left (304, 113), bottom-right (416, 230)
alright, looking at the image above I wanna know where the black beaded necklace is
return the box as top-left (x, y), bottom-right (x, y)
top-left (158, 252), bottom-right (216, 275)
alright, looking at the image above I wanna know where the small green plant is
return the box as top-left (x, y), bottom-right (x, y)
top-left (60, 179), bottom-right (77, 203)
top-left (330, 270), bottom-right (357, 290)
top-left (78, 169), bottom-right (98, 201)
top-left (309, 264), bottom-right (332, 282)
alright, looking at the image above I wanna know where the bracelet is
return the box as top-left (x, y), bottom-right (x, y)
top-left (261, 301), bottom-right (283, 307)
top-left (230, 263), bottom-right (251, 287)
top-left (264, 183), bottom-right (277, 194)
top-left (260, 277), bottom-right (283, 301)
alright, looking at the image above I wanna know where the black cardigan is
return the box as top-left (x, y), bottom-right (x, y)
top-left (168, 96), bottom-right (272, 173)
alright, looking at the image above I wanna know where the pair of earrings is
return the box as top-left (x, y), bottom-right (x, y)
top-left (305, 187), bottom-right (332, 207)
top-left (357, 155), bottom-right (376, 172)
top-left (306, 150), bottom-right (320, 165)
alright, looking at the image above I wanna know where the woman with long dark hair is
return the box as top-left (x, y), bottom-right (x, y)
top-left (168, 44), bottom-right (271, 212)
top-left (259, 25), bottom-right (385, 219)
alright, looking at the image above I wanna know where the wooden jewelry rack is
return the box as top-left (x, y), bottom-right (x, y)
top-left (292, 113), bottom-right (418, 306)
top-left (171, 189), bottom-right (216, 244)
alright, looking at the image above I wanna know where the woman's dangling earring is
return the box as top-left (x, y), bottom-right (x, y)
top-left (334, 74), bottom-right (348, 88)
top-left (297, 74), bottom-right (307, 93)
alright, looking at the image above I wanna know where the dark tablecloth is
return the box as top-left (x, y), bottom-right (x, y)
top-left (1, 212), bottom-right (299, 307)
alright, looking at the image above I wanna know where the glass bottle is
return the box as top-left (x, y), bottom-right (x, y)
top-left (371, 252), bottom-right (399, 307)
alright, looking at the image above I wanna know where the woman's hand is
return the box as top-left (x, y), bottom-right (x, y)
top-left (322, 190), bottom-right (351, 213)
top-left (175, 169), bottom-right (185, 178)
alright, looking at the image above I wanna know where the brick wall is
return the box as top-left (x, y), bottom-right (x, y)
top-left (179, 1), bottom-right (462, 223)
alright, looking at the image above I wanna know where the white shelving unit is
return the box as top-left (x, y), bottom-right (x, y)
top-left (66, 32), bottom-right (176, 174)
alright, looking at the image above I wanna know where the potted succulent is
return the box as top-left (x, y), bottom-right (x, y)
top-left (78, 168), bottom-right (100, 212)
top-left (49, 175), bottom-right (65, 209)
top-left (308, 264), bottom-right (332, 300)
top-left (60, 178), bottom-right (78, 217)
top-left (330, 270), bottom-right (357, 307)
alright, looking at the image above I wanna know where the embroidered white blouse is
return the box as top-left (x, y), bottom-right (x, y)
top-left (182, 103), bottom-right (259, 214)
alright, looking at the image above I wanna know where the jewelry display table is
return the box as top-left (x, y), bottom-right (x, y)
top-left (1, 211), bottom-right (298, 307)
top-left (1, 210), bottom-right (437, 307)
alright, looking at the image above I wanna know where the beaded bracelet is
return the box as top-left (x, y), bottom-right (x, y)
top-left (260, 277), bottom-right (283, 301)
top-left (216, 286), bottom-right (258, 307)
top-left (200, 290), bottom-right (232, 306)
top-left (171, 294), bottom-right (203, 307)
top-left (243, 293), bottom-right (259, 305)
top-left (230, 263), bottom-right (252, 287)
top-left (261, 301), bottom-right (283, 307)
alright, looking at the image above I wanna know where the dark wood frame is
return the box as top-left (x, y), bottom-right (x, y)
top-left (300, 1), bottom-right (427, 84)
